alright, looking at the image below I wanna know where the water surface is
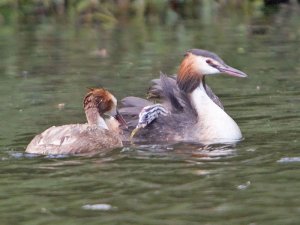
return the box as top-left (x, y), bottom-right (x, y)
top-left (0, 3), bottom-right (300, 225)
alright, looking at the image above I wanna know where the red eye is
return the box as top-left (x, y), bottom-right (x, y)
top-left (206, 59), bottom-right (212, 64)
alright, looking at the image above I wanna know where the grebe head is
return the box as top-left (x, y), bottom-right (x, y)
top-left (177, 49), bottom-right (247, 93)
top-left (130, 104), bottom-right (169, 140)
top-left (84, 88), bottom-right (126, 127)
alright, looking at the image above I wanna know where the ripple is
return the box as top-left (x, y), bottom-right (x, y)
top-left (7, 151), bottom-right (69, 159)
top-left (277, 157), bottom-right (300, 163)
top-left (82, 204), bottom-right (114, 211)
top-left (237, 181), bottom-right (251, 190)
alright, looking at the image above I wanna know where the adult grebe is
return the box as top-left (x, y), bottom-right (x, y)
top-left (26, 88), bottom-right (126, 155)
top-left (120, 49), bottom-right (247, 144)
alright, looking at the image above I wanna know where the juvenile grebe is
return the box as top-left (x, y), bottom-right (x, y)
top-left (26, 88), bottom-right (126, 155)
top-left (120, 49), bottom-right (247, 144)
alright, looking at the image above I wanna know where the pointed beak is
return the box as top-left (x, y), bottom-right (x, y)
top-left (130, 126), bottom-right (141, 140)
top-left (114, 109), bottom-right (127, 128)
top-left (217, 64), bottom-right (247, 78)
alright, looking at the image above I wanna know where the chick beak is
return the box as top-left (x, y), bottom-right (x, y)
top-left (130, 126), bottom-right (141, 140)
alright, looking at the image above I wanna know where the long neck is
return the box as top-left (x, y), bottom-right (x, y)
top-left (85, 107), bottom-right (108, 129)
top-left (189, 81), bottom-right (242, 142)
top-left (189, 81), bottom-right (214, 117)
top-left (105, 116), bottom-right (120, 134)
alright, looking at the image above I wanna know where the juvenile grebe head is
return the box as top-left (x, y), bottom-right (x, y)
top-left (130, 104), bottom-right (169, 140)
top-left (84, 88), bottom-right (126, 127)
top-left (177, 49), bottom-right (247, 93)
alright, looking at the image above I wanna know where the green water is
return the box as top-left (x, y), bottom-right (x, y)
top-left (1, 3), bottom-right (300, 225)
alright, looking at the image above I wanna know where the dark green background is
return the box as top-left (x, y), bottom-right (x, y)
top-left (0, 1), bottom-right (299, 224)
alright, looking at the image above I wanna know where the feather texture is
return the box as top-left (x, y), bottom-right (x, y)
top-left (120, 72), bottom-right (224, 142)
top-left (26, 124), bottom-right (122, 155)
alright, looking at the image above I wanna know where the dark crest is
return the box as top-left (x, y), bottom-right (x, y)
top-left (187, 49), bottom-right (225, 65)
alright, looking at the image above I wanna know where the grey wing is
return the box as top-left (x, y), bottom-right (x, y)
top-left (119, 96), bottom-right (153, 129)
top-left (119, 73), bottom-right (198, 141)
top-left (120, 72), bottom-right (196, 129)
top-left (148, 72), bottom-right (197, 117)
top-left (149, 72), bottom-right (224, 110)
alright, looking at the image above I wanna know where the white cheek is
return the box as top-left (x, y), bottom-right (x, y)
top-left (195, 57), bottom-right (220, 75)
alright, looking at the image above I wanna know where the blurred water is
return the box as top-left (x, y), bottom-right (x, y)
top-left (0, 3), bottom-right (300, 225)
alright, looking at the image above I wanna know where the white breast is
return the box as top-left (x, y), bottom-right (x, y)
top-left (190, 82), bottom-right (242, 144)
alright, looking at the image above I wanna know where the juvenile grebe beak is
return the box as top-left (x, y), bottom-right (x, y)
top-left (130, 126), bottom-right (142, 140)
top-left (114, 109), bottom-right (127, 128)
top-left (216, 64), bottom-right (247, 78)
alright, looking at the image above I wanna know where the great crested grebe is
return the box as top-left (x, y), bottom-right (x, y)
top-left (120, 49), bottom-right (247, 144)
top-left (26, 88), bottom-right (126, 155)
